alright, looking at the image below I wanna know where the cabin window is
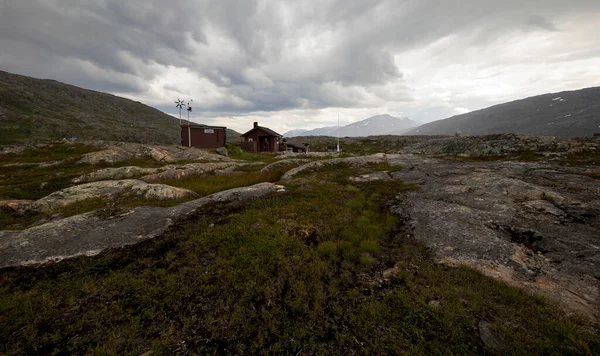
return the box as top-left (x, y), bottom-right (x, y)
top-left (204, 129), bottom-right (214, 134)
top-left (248, 138), bottom-right (253, 142)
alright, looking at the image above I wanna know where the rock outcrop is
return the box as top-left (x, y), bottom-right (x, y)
top-left (402, 134), bottom-right (599, 157)
top-left (73, 162), bottom-right (242, 184)
top-left (72, 166), bottom-right (158, 184)
top-left (281, 154), bottom-right (401, 180)
top-left (28, 180), bottom-right (197, 212)
top-left (0, 183), bottom-right (284, 268)
top-left (78, 142), bottom-right (231, 164)
top-left (386, 155), bottom-right (600, 320)
top-left (259, 159), bottom-right (311, 173)
top-left (140, 162), bottom-right (240, 183)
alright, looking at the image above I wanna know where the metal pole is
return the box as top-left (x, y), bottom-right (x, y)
top-left (337, 113), bottom-right (340, 152)
top-left (187, 107), bottom-right (191, 147)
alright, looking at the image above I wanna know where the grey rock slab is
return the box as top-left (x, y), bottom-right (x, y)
top-left (77, 143), bottom-right (231, 165)
top-left (0, 182), bottom-right (284, 268)
top-left (259, 159), bottom-right (311, 173)
top-left (28, 180), bottom-right (198, 213)
top-left (72, 166), bottom-right (160, 184)
top-left (478, 321), bottom-right (503, 350)
top-left (280, 154), bottom-right (403, 180)
top-left (140, 162), bottom-right (240, 182)
top-left (349, 171), bottom-right (393, 183)
top-left (389, 158), bottom-right (600, 320)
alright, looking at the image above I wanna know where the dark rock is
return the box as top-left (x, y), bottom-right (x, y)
top-left (478, 320), bottom-right (503, 350)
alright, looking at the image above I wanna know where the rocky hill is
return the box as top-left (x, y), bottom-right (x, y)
top-left (0, 71), bottom-right (180, 144)
top-left (406, 87), bottom-right (600, 137)
top-left (284, 114), bottom-right (417, 137)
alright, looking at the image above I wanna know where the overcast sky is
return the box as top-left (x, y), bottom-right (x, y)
top-left (1, 0), bottom-right (599, 133)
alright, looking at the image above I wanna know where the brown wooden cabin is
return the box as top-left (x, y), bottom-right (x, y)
top-left (240, 122), bottom-right (282, 152)
top-left (181, 124), bottom-right (226, 149)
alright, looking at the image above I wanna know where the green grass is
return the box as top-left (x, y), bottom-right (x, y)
top-left (436, 150), bottom-right (543, 163)
top-left (1, 170), bottom-right (598, 354)
top-left (159, 163), bottom-right (301, 197)
top-left (0, 161), bottom-right (96, 200)
top-left (0, 143), bottom-right (100, 164)
top-left (0, 143), bottom-right (105, 200)
top-left (226, 143), bottom-right (280, 163)
top-left (0, 143), bottom-right (199, 201)
top-left (438, 149), bottom-right (600, 166)
top-left (561, 150), bottom-right (600, 166)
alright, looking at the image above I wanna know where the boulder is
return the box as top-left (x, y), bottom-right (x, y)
top-left (28, 180), bottom-right (197, 212)
top-left (349, 171), bottom-right (393, 182)
top-left (72, 166), bottom-right (159, 184)
top-left (0, 200), bottom-right (33, 213)
top-left (140, 162), bottom-right (241, 182)
top-left (259, 159), bottom-right (311, 173)
top-left (77, 142), bottom-right (231, 165)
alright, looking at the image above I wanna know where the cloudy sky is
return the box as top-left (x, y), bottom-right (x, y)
top-left (1, 0), bottom-right (599, 133)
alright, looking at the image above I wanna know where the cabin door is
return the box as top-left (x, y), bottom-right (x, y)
top-left (259, 136), bottom-right (270, 152)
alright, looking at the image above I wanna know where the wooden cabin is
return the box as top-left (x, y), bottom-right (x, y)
top-left (240, 122), bottom-right (282, 152)
top-left (181, 124), bottom-right (226, 149)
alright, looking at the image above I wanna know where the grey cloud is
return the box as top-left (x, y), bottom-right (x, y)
top-left (1, 0), bottom-right (599, 117)
top-left (526, 15), bottom-right (560, 31)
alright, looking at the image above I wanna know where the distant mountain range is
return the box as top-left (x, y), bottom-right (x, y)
top-left (284, 114), bottom-right (418, 137)
top-left (406, 87), bottom-right (600, 137)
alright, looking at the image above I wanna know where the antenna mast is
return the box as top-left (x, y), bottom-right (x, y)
top-left (187, 100), bottom-right (193, 147)
top-left (337, 113), bottom-right (340, 152)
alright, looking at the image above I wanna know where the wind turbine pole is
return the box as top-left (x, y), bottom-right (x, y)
top-left (187, 103), bottom-right (191, 147)
top-left (337, 113), bottom-right (340, 152)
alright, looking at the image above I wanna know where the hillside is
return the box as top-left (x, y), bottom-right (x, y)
top-left (284, 114), bottom-right (417, 137)
top-left (406, 87), bottom-right (600, 137)
top-left (0, 71), bottom-right (180, 144)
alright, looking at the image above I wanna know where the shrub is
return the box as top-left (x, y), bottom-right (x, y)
top-left (359, 252), bottom-right (376, 267)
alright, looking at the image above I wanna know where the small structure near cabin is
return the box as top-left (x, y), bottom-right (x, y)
top-left (285, 143), bottom-right (309, 153)
top-left (240, 122), bottom-right (282, 152)
top-left (594, 133), bottom-right (600, 137)
top-left (181, 124), bottom-right (226, 149)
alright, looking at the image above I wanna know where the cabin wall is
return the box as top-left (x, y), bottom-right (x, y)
top-left (181, 126), bottom-right (225, 148)
top-left (242, 128), bottom-right (279, 152)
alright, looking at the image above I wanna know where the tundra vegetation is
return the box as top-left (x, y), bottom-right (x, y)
top-left (1, 138), bottom-right (599, 355)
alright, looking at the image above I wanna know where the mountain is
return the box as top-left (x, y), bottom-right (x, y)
top-left (338, 114), bottom-right (417, 136)
top-left (406, 87), bottom-right (600, 137)
top-left (0, 71), bottom-right (181, 144)
top-left (226, 128), bottom-right (242, 143)
top-left (284, 114), bottom-right (417, 137)
top-left (283, 126), bottom-right (338, 137)
top-left (282, 129), bottom-right (309, 137)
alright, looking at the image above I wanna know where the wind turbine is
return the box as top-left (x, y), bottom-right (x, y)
top-left (175, 99), bottom-right (185, 126)
top-left (186, 100), bottom-right (193, 147)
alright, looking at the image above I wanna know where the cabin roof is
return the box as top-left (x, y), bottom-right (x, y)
top-left (241, 125), bottom-right (282, 137)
